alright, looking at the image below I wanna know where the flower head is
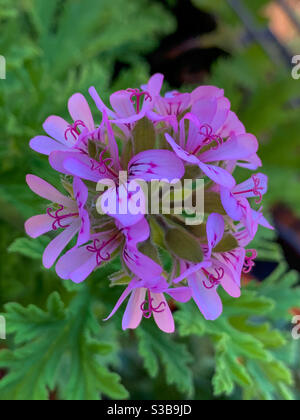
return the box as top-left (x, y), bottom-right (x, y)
top-left (26, 74), bottom-right (273, 333)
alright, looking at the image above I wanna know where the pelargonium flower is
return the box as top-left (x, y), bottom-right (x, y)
top-left (105, 278), bottom-right (192, 333)
top-left (55, 218), bottom-right (163, 284)
top-left (25, 73), bottom-right (273, 333)
top-left (25, 175), bottom-right (90, 269)
top-left (30, 94), bottom-right (95, 156)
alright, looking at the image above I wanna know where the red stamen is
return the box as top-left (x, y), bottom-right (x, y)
top-left (47, 205), bottom-right (79, 231)
top-left (233, 175), bottom-right (264, 204)
top-left (90, 147), bottom-right (118, 178)
top-left (202, 267), bottom-right (225, 289)
top-left (86, 231), bottom-right (123, 266)
top-left (64, 120), bottom-right (86, 142)
top-left (140, 289), bottom-right (167, 319)
top-left (243, 249), bottom-right (257, 274)
top-left (127, 89), bottom-right (152, 114)
top-left (193, 124), bottom-right (223, 155)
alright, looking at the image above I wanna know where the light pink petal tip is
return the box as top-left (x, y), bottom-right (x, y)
top-left (122, 288), bottom-right (146, 330)
top-left (68, 93), bottom-right (95, 131)
top-left (129, 149), bottom-right (185, 182)
top-left (26, 174), bottom-right (75, 208)
top-left (152, 293), bottom-right (175, 334)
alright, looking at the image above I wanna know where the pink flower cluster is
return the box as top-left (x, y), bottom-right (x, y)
top-left (25, 74), bottom-right (273, 333)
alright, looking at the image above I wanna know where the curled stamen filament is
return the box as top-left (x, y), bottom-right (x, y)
top-left (233, 175), bottom-right (264, 204)
top-left (64, 120), bottom-right (86, 142)
top-left (90, 147), bottom-right (118, 178)
top-left (243, 249), bottom-right (257, 274)
top-left (127, 89), bottom-right (152, 114)
top-left (87, 231), bottom-right (123, 266)
top-left (140, 290), bottom-right (167, 319)
top-left (202, 268), bottom-right (225, 290)
top-left (47, 205), bottom-right (79, 231)
top-left (193, 124), bottom-right (223, 155)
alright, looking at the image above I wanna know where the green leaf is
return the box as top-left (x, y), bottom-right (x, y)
top-left (0, 290), bottom-right (128, 400)
top-left (8, 237), bottom-right (50, 260)
top-left (137, 322), bottom-right (194, 396)
top-left (175, 278), bottom-right (294, 400)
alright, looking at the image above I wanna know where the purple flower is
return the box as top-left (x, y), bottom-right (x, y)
top-left (173, 214), bottom-right (245, 320)
top-left (49, 115), bottom-right (185, 227)
top-left (89, 74), bottom-right (164, 137)
top-left (165, 102), bottom-right (259, 188)
top-left (25, 175), bottom-right (90, 269)
top-left (25, 73), bottom-right (273, 332)
top-left (30, 94), bottom-right (95, 156)
top-left (55, 218), bottom-right (162, 284)
top-left (104, 277), bottom-right (191, 333)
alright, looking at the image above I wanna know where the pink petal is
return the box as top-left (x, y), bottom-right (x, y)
top-left (198, 161), bottom-right (236, 189)
top-left (221, 271), bottom-right (241, 298)
top-left (123, 246), bottom-right (163, 283)
top-left (122, 288), bottom-right (146, 330)
top-left (49, 150), bottom-right (81, 175)
top-left (220, 187), bottom-right (244, 221)
top-left (155, 93), bottom-right (191, 116)
top-left (152, 293), bottom-right (175, 334)
top-left (43, 116), bottom-right (70, 143)
top-left (104, 280), bottom-right (139, 321)
top-left (56, 245), bottom-right (97, 283)
top-left (77, 208), bottom-right (91, 246)
top-left (191, 86), bottom-right (224, 103)
top-left (143, 73), bottom-right (164, 97)
top-left (64, 156), bottom-right (112, 183)
top-left (233, 173), bottom-right (268, 199)
top-left (252, 210), bottom-right (274, 231)
top-left (219, 111), bottom-right (246, 138)
top-left (26, 174), bottom-right (75, 208)
top-left (215, 248), bottom-right (246, 290)
top-left (30, 136), bottom-right (69, 156)
top-left (207, 213), bottom-right (225, 256)
top-left (122, 218), bottom-right (151, 245)
top-left (210, 97), bottom-right (231, 133)
top-left (128, 150), bottom-right (185, 182)
top-left (110, 91), bottom-right (136, 118)
top-left (102, 110), bottom-right (121, 170)
top-left (110, 112), bottom-right (146, 126)
top-left (237, 153), bottom-right (262, 170)
top-left (191, 99), bottom-right (217, 128)
top-left (166, 287), bottom-right (192, 303)
top-left (147, 111), bottom-right (178, 133)
top-left (173, 261), bottom-right (211, 284)
top-left (89, 86), bottom-right (116, 119)
top-left (189, 273), bottom-right (223, 321)
top-left (68, 93), bottom-right (94, 131)
top-left (200, 133), bottom-right (259, 163)
top-left (165, 133), bottom-right (199, 165)
top-left (25, 214), bottom-right (54, 238)
top-left (73, 177), bottom-right (88, 208)
top-left (43, 220), bottom-right (81, 269)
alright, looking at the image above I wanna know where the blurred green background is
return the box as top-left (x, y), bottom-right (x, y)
top-left (0, 0), bottom-right (300, 400)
